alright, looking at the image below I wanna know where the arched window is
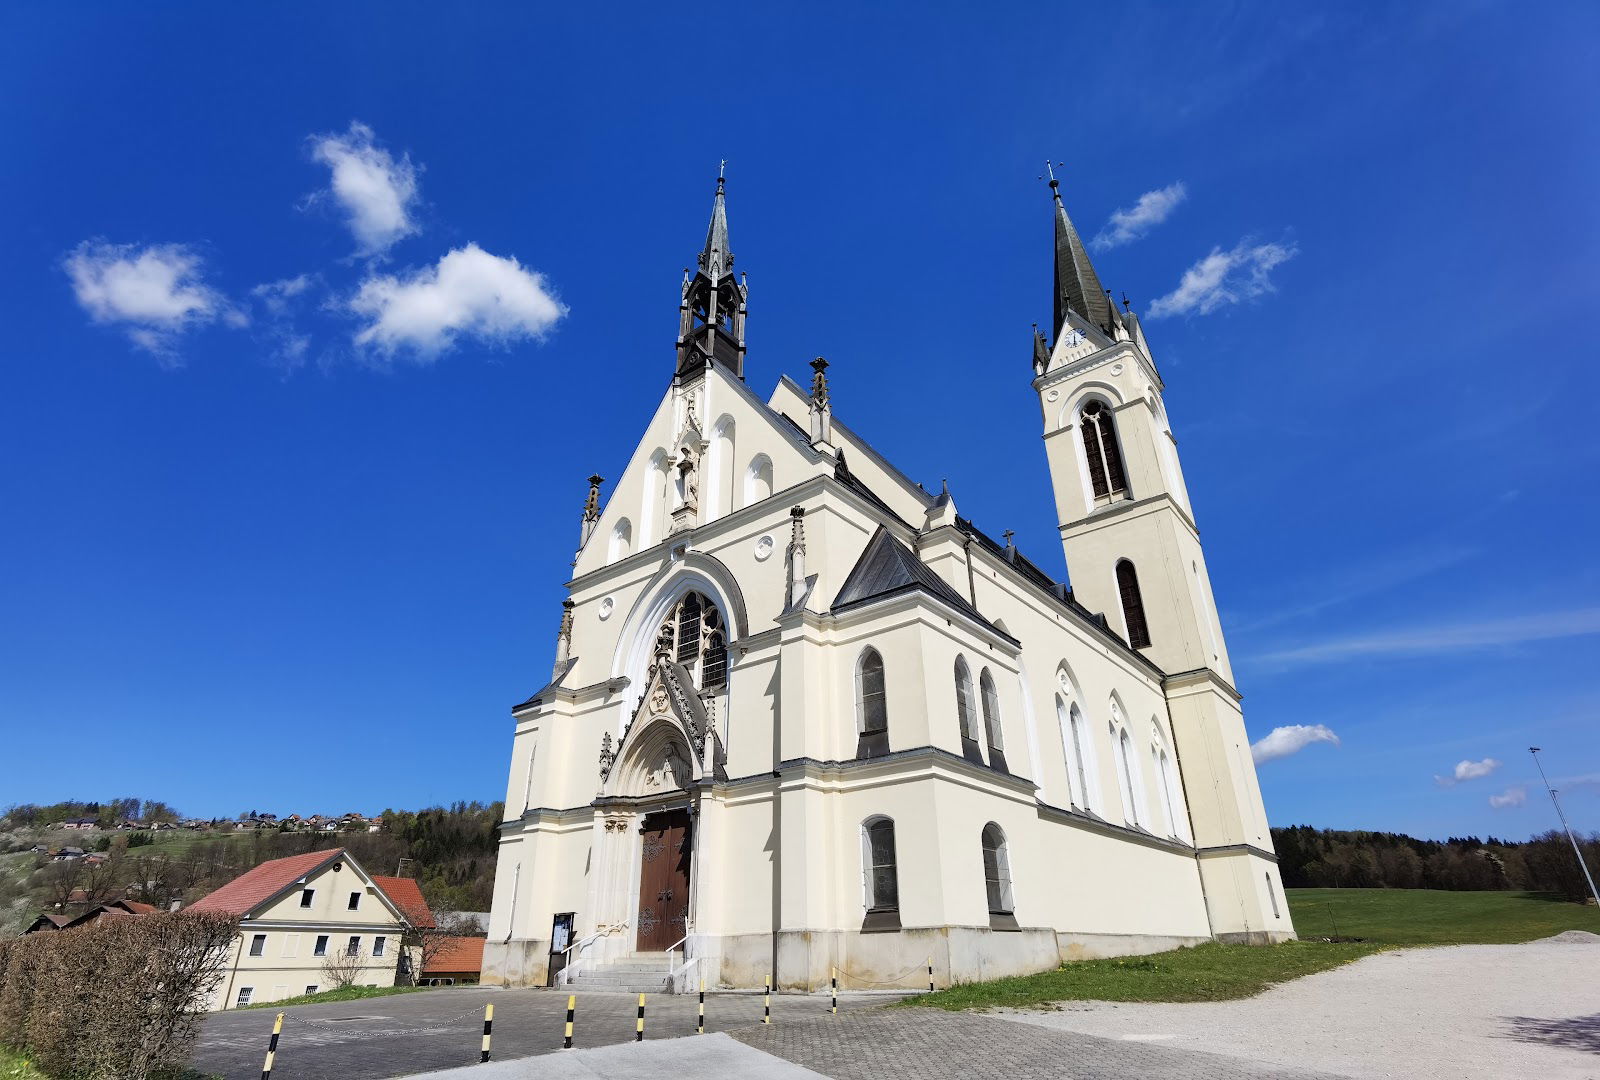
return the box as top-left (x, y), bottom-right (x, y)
top-left (1115, 726), bottom-right (1141, 827)
top-left (641, 452), bottom-right (668, 547)
top-left (1055, 694), bottom-right (1091, 809)
top-left (1152, 721), bottom-right (1189, 842)
top-left (861, 817), bottom-right (900, 929)
top-left (954, 658), bottom-right (981, 760)
top-left (1079, 399), bottom-right (1128, 502)
top-left (609, 519), bottom-right (633, 561)
top-left (981, 823), bottom-right (1014, 915)
top-left (1116, 560), bottom-right (1152, 649)
top-left (743, 454), bottom-right (773, 507)
top-left (1153, 746), bottom-right (1177, 837)
top-left (978, 668), bottom-right (1007, 772)
top-left (855, 648), bottom-right (888, 759)
top-left (656, 592), bottom-right (727, 690)
top-left (1069, 704), bottom-right (1092, 809)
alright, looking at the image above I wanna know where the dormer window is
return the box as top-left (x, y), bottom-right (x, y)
top-left (657, 592), bottom-right (728, 691)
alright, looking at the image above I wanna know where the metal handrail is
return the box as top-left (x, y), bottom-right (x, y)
top-left (556, 920), bottom-right (627, 986)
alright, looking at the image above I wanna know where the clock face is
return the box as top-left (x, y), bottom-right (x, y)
top-left (1061, 328), bottom-right (1087, 348)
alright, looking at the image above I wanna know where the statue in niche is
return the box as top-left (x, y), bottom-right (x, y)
top-left (643, 743), bottom-right (690, 791)
top-left (675, 448), bottom-right (699, 510)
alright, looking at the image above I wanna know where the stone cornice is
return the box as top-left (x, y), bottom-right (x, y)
top-left (1196, 842), bottom-right (1279, 864)
top-left (1162, 666), bottom-right (1243, 703)
top-left (1033, 339), bottom-right (1161, 397)
top-left (1035, 800), bottom-right (1198, 856)
top-left (1060, 490), bottom-right (1200, 541)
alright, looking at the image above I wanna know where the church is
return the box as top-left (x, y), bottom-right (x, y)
top-left (482, 171), bottom-right (1295, 993)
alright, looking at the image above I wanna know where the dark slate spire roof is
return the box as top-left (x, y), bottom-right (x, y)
top-left (833, 527), bottom-right (993, 631)
top-left (699, 176), bottom-right (732, 281)
top-left (1051, 176), bottom-right (1115, 338)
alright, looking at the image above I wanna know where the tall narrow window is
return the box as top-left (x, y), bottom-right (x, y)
top-left (1116, 560), bottom-right (1152, 649)
top-left (981, 823), bottom-right (1015, 921)
top-left (855, 648), bottom-right (888, 758)
top-left (861, 817), bottom-right (900, 930)
top-left (1154, 747), bottom-right (1178, 838)
top-left (979, 669), bottom-right (1007, 772)
top-left (702, 629), bottom-right (727, 690)
top-left (954, 659), bottom-right (981, 761)
top-left (1117, 728), bottom-right (1141, 827)
top-left (1079, 400), bottom-right (1128, 501)
top-left (676, 593), bottom-right (702, 664)
top-left (1069, 705), bottom-right (1092, 810)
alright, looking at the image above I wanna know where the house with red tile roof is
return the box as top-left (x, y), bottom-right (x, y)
top-left (190, 848), bottom-right (434, 1010)
top-left (421, 935), bottom-right (484, 985)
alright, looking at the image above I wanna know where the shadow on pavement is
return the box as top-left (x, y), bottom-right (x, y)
top-left (1500, 1014), bottom-right (1600, 1054)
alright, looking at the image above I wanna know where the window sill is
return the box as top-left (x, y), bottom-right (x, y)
top-left (861, 908), bottom-right (901, 933)
top-left (988, 912), bottom-right (1020, 932)
top-left (856, 731), bottom-right (890, 760)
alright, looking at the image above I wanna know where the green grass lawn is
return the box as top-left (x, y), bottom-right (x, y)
top-left (913, 888), bottom-right (1596, 1011)
top-left (0, 1046), bottom-right (47, 1080)
top-left (239, 983), bottom-right (443, 1010)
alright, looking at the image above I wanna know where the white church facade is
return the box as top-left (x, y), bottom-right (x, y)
top-left (483, 173), bottom-right (1294, 992)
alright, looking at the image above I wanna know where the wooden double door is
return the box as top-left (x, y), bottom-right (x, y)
top-left (636, 809), bottom-right (692, 952)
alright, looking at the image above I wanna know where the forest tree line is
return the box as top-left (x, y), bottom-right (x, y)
top-left (1272, 825), bottom-right (1600, 900)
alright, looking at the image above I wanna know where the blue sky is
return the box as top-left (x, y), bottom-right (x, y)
top-left (3, 3), bottom-right (1598, 838)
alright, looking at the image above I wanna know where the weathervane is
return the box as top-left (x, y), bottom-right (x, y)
top-left (1039, 160), bottom-right (1064, 184)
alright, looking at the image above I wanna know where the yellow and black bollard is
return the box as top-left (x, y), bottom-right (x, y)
top-left (763, 974), bottom-right (771, 1024)
top-left (562, 994), bottom-right (576, 1049)
top-left (480, 1003), bottom-right (494, 1063)
top-left (927, 956), bottom-right (934, 993)
top-left (831, 967), bottom-right (838, 1015)
top-left (696, 976), bottom-right (705, 1035)
top-left (635, 993), bottom-right (646, 1041)
top-left (260, 1012), bottom-right (283, 1080)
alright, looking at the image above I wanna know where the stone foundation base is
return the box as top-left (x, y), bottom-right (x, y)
top-left (1215, 929), bottom-right (1297, 945)
top-left (481, 938), bottom-right (551, 988)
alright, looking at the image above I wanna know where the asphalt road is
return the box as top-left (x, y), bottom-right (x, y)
top-left (191, 986), bottom-right (902, 1080)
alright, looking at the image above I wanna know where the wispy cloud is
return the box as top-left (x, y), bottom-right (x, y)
top-left (1229, 543), bottom-right (1478, 635)
top-left (1434, 757), bottom-right (1501, 787)
top-left (309, 122), bottom-right (420, 257)
top-left (1251, 724), bottom-right (1341, 764)
top-left (1092, 182), bottom-right (1188, 251)
top-left (350, 243), bottom-right (565, 359)
top-left (1489, 786), bottom-right (1526, 809)
top-left (1147, 238), bottom-right (1297, 319)
top-left (249, 274), bottom-right (318, 371)
top-left (63, 241), bottom-right (239, 363)
top-left (1255, 607), bottom-right (1600, 668)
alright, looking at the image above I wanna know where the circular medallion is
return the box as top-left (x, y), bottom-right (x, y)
top-left (598, 596), bottom-right (615, 620)
top-left (1045, 389), bottom-right (1060, 402)
top-left (1110, 363), bottom-right (1125, 376)
top-left (754, 535), bottom-right (775, 561)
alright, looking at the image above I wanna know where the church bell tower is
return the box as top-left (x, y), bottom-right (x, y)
top-left (675, 171), bottom-right (748, 384)
top-left (1032, 167), bottom-right (1292, 943)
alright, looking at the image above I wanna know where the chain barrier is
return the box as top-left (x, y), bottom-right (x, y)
top-left (829, 961), bottom-right (936, 990)
top-left (279, 1001), bottom-right (487, 1031)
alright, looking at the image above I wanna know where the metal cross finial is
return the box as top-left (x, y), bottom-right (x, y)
top-left (719, 159), bottom-right (727, 179)
top-left (1122, 292), bottom-right (1132, 312)
top-left (1040, 160), bottom-right (1064, 185)
top-left (1002, 529), bottom-right (1015, 547)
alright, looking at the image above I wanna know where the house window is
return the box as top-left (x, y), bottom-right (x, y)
top-left (300, 889), bottom-right (315, 908)
top-left (313, 935), bottom-right (329, 957)
top-left (372, 936), bottom-right (386, 957)
top-left (1116, 560), bottom-right (1152, 649)
top-left (1079, 399), bottom-right (1128, 502)
top-left (860, 817), bottom-right (900, 931)
top-left (235, 987), bottom-right (253, 1007)
top-left (954, 658), bottom-right (980, 759)
top-left (305, 985), bottom-right (319, 995)
top-left (981, 823), bottom-right (1014, 915)
top-left (346, 936), bottom-right (361, 957)
top-left (248, 933), bottom-right (267, 957)
top-left (348, 891), bottom-right (361, 911)
top-left (855, 648), bottom-right (888, 758)
top-left (657, 591), bottom-right (728, 690)
top-left (979, 668), bottom-right (1007, 771)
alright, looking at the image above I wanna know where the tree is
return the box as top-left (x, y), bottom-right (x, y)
top-left (400, 913), bottom-right (479, 986)
top-left (320, 941), bottom-right (368, 990)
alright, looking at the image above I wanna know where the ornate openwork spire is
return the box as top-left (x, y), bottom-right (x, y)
top-left (676, 169), bottom-right (749, 383)
top-left (1047, 162), bottom-right (1115, 340)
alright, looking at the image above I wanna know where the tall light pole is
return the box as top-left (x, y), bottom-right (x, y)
top-left (1530, 747), bottom-right (1600, 907)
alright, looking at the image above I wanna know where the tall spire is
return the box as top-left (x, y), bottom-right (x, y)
top-left (676, 167), bottom-right (748, 383)
top-left (1047, 163), bottom-right (1115, 339)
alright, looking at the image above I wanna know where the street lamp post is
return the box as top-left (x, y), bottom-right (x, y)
top-left (1530, 747), bottom-right (1600, 907)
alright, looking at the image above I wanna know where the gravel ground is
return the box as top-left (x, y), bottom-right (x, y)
top-left (994, 935), bottom-right (1600, 1080)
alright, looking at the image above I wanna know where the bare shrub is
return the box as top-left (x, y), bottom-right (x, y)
top-left (0, 909), bottom-right (238, 1079)
top-left (320, 941), bottom-right (367, 990)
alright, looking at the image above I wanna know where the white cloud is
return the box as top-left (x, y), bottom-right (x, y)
top-left (1435, 757), bottom-right (1502, 787)
top-left (349, 243), bottom-right (565, 358)
top-left (310, 122), bottom-right (420, 257)
top-left (1250, 724), bottom-right (1341, 765)
top-left (1256, 607), bottom-right (1600, 667)
top-left (249, 275), bottom-right (318, 370)
top-left (1091, 182), bottom-right (1187, 251)
top-left (1489, 786), bottom-right (1527, 809)
top-left (1147, 238), bottom-right (1297, 319)
top-left (64, 241), bottom-right (233, 360)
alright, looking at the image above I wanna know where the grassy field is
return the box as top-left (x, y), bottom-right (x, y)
top-left (914, 888), bottom-right (1596, 1010)
top-left (239, 984), bottom-right (442, 1010)
top-left (0, 1047), bottom-right (47, 1080)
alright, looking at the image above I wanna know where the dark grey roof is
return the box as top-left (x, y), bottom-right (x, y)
top-left (700, 177), bottom-right (732, 281)
top-left (832, 527), bottom-right (1009, 641)
top-left (1051, 179), bottom-right (1115, 339)
top-left (514, 657), bottom-right (577, 710)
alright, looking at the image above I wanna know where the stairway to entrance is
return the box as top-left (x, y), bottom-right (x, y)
top-left (563, 952), bottom-right (676, 993)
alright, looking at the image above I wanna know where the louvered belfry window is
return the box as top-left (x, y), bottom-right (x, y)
top-left (1116, 560), bottom-right (1152, 649)
top-left (1080, 400), bottom-right (1128, 501)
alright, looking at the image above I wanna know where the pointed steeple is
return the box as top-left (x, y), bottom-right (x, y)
top-left (1048, 164), bottom-right (1115, 339)
top-left (676, 168), bottom-right (748, 383)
